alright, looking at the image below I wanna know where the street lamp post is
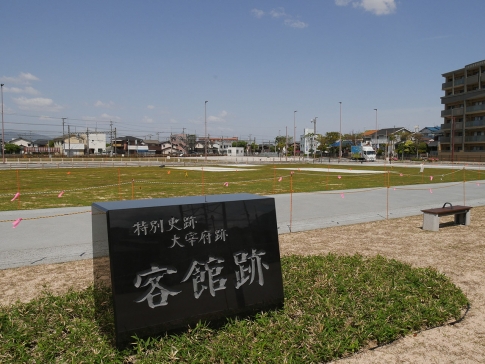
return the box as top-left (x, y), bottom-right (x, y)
top-left (1, 84), bottom-right (4, 164)
top-left (293, 110), bottom-right (297, 157)
top-left (374, 108), bottom-right (378, 151)
top-left (204, 101), bottom-right (208, 162)
top-left (310, 117), bottom-right (317, 158)
top-left (339, 102), bottom-right (342, 163)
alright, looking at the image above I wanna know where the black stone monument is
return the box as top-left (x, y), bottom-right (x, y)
top-left (92, 194), bottom-right (284, 348)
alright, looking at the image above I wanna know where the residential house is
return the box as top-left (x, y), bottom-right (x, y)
top-left (79, 132), bottom-right (106, 155)
top-left (113, 136), bottom-right (148, 156)
top-left (53, 134), bottom-right (86, 157)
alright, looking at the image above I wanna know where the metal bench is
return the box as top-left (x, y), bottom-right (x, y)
top-left (421, 203), bottom-right (472, 231)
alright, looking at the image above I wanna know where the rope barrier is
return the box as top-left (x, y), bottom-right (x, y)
top-left (1, 166), bottom-right (483, 226)
top-left (0, 210), bottom-right (90, 223)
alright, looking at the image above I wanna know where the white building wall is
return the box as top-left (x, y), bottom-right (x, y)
top-left (81, 133), bottom-right (107, 154)
top-left (300, 128), bottom-right (319, 156)
top-left (226, 147), bottom-right (244, 156)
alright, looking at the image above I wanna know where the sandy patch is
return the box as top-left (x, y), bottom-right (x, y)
top-left (169, 166), bottom-right (258, 172)
top-left (1, 206), bottom-right (484, 363)
top-left (277, 167), bottom-right (384, 174)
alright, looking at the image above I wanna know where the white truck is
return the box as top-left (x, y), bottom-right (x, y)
top-left (351, 144), bottom-right (376, 162)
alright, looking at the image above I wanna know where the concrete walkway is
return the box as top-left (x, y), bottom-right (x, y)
top-left (1, 179), bottom-right (484, 270)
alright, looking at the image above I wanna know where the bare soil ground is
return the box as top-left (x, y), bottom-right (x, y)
top-left (2, 206), bottom-right (484, 363)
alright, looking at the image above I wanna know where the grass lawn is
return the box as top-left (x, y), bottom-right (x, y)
top-left (0, 163), bottom-right (482, 211)
top-left (0, 254), bottom-right (468, 363)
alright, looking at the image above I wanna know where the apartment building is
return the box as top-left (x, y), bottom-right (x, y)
top-left (440, 60), bottom-right (485, 161)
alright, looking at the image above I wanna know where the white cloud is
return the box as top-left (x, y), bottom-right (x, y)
top-left (19, 72), bottom-right (40, 82)
top-left (270, 7), bottom-right (287, 18)
top-left (24, 86), bottom-right (40, 95)
top-left (4, 86), bottom-right (40, 95)
top-left (208, 110), bottom-right (228, 123)
top-left (335, 0), bottom-right (352, 5)
top-left (1, 72), bottom-right (40, 85)
top-left (13, 96), bottom-right (62, 112)
top-left (253, 7), bottom-right (308, 28)
top-left (335, 0), bottom-right (396, 15)
top-left (147, 105), bottom-right (155, 109)
top-left (94, 100), bottom-right (115, 108)
top-left (284, 19), bottom-right (308, 29)
top-left (251, 8), bottom-right (265, 18)
top-left (100, 113), bottom-right (121, 120)
top-left (141, 116), bottom-right (154, 123)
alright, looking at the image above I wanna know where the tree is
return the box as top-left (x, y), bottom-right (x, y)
top-left (316, 132), bottom-right (340, 155)
top-left (274, 135), bottom-right (292, 155)
top-left (232, 141), bottom-right (247, 148)
top-left (395, 140), bottom-right (415, 160)
top-left (5, 143), bottom-right (21, 154)
top-left (388, 134), bottom-right (397, 157)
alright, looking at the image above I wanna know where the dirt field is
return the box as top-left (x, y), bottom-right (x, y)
top-left (2, 206), bottom-right (484, 363)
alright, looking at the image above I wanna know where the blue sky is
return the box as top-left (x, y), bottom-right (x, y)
top-left (1, 0), bottom-right (484, 143)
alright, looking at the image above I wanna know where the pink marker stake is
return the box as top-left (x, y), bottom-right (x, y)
top-left (430, 176), bottom-right (433, 181)
top-left (340, 193), bottom-right (345, 198)
top-left (429, 189), bottom-right (433, 194)
top-left (278, 177), bottom-right (282, 182)
top-left (11, 192), bottom-right (20, 201)
top-left (12, 218), bottom-right (22, 228)
top-left (58, 191), bottom-right (65, 198)
top-left (337, 175), bottom-right (341, 179)
top-left (223, 182), bottom-right (229, 187)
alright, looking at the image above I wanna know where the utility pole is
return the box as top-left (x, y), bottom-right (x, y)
top-left (62, 117), bottom-right (67, 136)
top-left (110, 120), bottom-right (113, 157)
top-left (204, 101), bottom-right (208, 162)
top-left (86, 128), bottom-right (89, 155)
top-left (1, 83), bottom-right (4, 164)
top-left (311, 117), bottom-right (317, 157)
top-left (374, 108), bottom-right (378, 151)
top-left (285, 126), bottom-right (288, 162)
top-left (293, 111), bottom-right (297, 157)
top-left (67, 125), bottom-right (71, 157)
top-left (339, 102), bottom-right (342, 163)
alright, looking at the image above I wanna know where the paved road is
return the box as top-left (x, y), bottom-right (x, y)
top-left (1, 178), bottom-right (484, 270)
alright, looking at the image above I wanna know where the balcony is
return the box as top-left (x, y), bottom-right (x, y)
top-left (466, 104), bottom-right (485, 114)
top-left (465, 135), bottom-right (485, 143)
top-left (455, 78), bottom-right (465, 86)
top-left (442, 89), bottom-right (485, 104)
top-left (442, 81), bottom-right (453, 89)
top-left (441, 108), bottom-right (463, 117)
top-left (442, 135), bottom-right (485, 143)
top-left (465, 120), bottom-right (485, 128)
top-left (466, 74), bottom-right (479, 85)
top-left (441, 123), bottom-right (451, 130)
top-left (440, 136), bottom-right (463, 144)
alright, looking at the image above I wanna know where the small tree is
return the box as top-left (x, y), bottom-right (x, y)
top-left (316, 132), bottom-right (340, 156)
top-left (5, 143), bottom-right (21, 154)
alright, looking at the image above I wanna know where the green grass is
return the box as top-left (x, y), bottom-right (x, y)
top-left (0, 254), bottom-right (468, 363)
top-left (0, 163), bottom-right (482, 211)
